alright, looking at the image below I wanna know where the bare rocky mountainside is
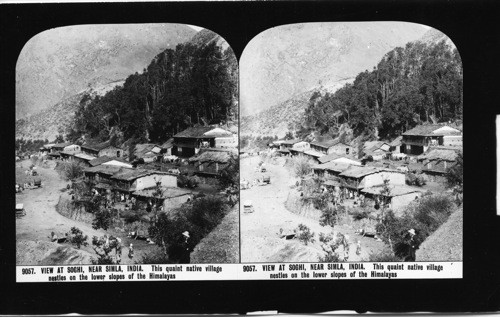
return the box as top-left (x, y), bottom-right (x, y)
top-left (16, 24), bottom-right (196, 120)
top-left (240, 24), bottom-right (456, 138)
top-left (15, 81), bottom-right (123, 141)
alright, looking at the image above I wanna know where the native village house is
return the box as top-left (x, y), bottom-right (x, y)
top-left (189, 148), bottom-right (237, 177)
top-left (304, 139), bottom-right (354, 162)
top-left (361, 185), bottom-right (423, 214)
top-left (81, 141), bottom-right (125, 158)
top-left (363, 141), bottom-right (391, 161)
top-left (417, 147), bottom-right (460, 182)
top-left (401, 124), bottom-right (462, 155)
top-left (172, 126), bottom-right (233, 158)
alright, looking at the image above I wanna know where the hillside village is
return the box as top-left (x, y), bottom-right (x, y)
top-left (240, 23), bottom-right (463, 264)
top-left (241, 122), bottom-right (463, 262)
top-left (16, 125), bottom-right (239, 265)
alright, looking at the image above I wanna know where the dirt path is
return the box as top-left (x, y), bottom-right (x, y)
top-left (15, 160), bottom-right (145, 265)
top-left (240, 155), bottom-right (384, 263)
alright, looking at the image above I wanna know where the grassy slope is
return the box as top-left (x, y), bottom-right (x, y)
top-left (190, 205), bottom-right (240, 263)
top-left (416, 207), bottom-right (463, 261)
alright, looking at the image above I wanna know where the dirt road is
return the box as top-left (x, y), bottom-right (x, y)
top-left (240, 155), bottom-right (384, 262)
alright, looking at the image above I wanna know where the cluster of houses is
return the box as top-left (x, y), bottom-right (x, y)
top-left (269, 123), bottom-right (463, 213)
top-left (38, 125), bottom-right (238, 213)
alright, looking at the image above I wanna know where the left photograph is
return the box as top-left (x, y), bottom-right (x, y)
top-left (15, 24), bottom-right (240, 265)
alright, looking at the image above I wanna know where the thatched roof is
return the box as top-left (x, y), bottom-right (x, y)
top-left (419, 148), bottom-right (458, 162)
top-left (84, 165), bottom-right (125, 176)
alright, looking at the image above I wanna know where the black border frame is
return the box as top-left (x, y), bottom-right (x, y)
top-left (1, 0), bottom-right (499, 314)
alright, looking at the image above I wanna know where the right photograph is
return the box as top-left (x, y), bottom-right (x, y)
top-left (239, 22), bottom-right (463, 263)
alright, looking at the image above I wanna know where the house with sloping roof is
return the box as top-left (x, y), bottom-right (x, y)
top-left (189, 149), bottom-right (236, 176)
top-left (417, 147), bottom-right (460, 181)
top-left (110, 169), bottom-right (178, 193)
top-left (84, 165), bottom-right (125, 184)
top-left (309, 138), bottom-right (354, 157)
top-left (402, 124), bottom-right (461, 155)
top-left (74, 152), bottom-right (98, 166)
top-left (338, 166), bottom-right (405, 193)
top-left (313, 161), bottom-right (355, 178)
top-left (361, 185), bottom-right (423, 213)
top-left (81, 141), bottom-right (124, 158)
top-left (363, 141), bottom-right (391, 160)
top-left (172, 126), bottom-right (232, 157)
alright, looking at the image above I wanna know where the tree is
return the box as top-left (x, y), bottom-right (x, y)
top-left (54, 134), bottom-right (65, 143)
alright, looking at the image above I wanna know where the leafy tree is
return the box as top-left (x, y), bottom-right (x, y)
top-left (446, 151), bottom-right (463, 192)
top-left (66, 227), bottom-right (89, 249)
top-left (296, 224), bottom-right (315, 245)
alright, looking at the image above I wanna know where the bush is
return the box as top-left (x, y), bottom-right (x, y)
top-left (66, 227), bottom-right (88, 249)
top-left (319, 251), bottom-right (341, 262)
top-left (350, 208), bottom-right (369, 221)
top-left (178, 175), bottom-right (199, 188)
top-left (296, 224), bottom-right (315, 245)
top-left (319, 205), bottom-right (340, 227)
top-left (292, 156), bottom-right (313, 178)
top-left (406, 172), bottom-right (426, 187)
top-left (92, 207), bottom-right (116, 231)
top-left (91, 235), bottom-right (121, 265)
top-left (63, 162), bottom-right (86, 181)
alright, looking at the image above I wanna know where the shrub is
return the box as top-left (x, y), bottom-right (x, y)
top-left (92, 207), bottom-right (116, 231)
top-left (319, 251), bottom-right (341, 262)
top-left (63, 162), bottom-right (86, 181)
top-left (318, 232), bottom-right (334, 244)
top-left (178, 175), bottom-right (199, 188)
top-left (67, 227), bottom-right (88, 249)
top-left (91, 235), bottom-right (121, 265)
top-left (413, 194), bottom-right (454, 234)
top-left (350, 208), bottom-right (369, 221)
top-left (296, 224), bottom-right (315, 245)
top-left (292, 156), bottom-right (313, 178)
top-left (319, 205), bottom-right (340, 227)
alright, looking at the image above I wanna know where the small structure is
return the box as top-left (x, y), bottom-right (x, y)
top-left (402, 124), bottom-right (462, 155)
top-left (313, 161), bottom-right (358, 178)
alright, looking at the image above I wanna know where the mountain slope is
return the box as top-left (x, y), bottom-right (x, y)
top-left (241, 80), bottom-right (351, 138)
top-left (15, 81), bottom-right (124, 141)
top-left (240, 22), bottom-right (429, 117)
top-left (16, 24), bottom-right (196, 119)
